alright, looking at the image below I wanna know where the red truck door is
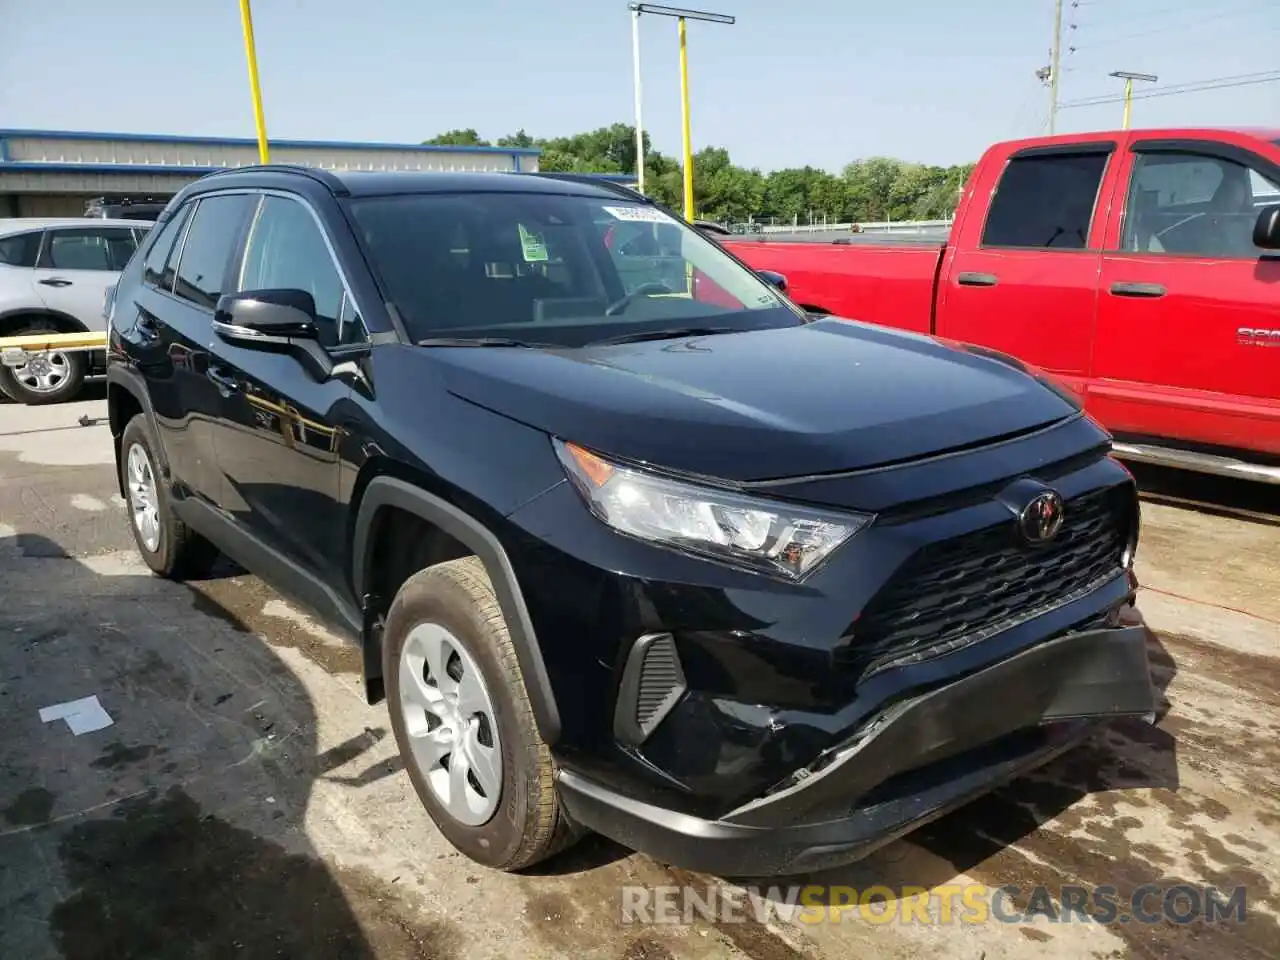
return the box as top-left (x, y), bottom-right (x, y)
top-left (934, 141), bottom-right (1121, 395)
top-left (1091, 137), bottom-right (1280, 455)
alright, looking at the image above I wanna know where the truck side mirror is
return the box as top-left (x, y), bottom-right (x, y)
top-left (1254, 204), bottom-right (1280, 250)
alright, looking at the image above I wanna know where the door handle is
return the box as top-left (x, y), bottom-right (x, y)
top-left (37, 278), bottom-right (73, 288)
top-left (1110, 281), bottom-right (1166, 298)
top-left (957, 272), bottom-right (999, 287)
top-left (207, 365), bottom-right (241, 395)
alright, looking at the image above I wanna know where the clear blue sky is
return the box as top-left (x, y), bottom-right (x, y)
top-left (0, 0), bottom-right (1275, 170)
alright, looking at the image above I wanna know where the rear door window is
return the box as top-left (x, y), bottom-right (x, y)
top-left (39, 228), bottom-right (139, 271)
top-left (982, 152), bottom-right (1111, 250)
top-left (172, 194), bottom-right (255, 309)
top-left (143, 203), bottom-right (193, 291)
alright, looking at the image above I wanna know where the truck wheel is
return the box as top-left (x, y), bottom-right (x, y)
top-left (0, 320), bottom-right (87, 405)
top-left (120, 414), bottom-right (220, 580)
top-left (383, 556), bottom-right (576, 871)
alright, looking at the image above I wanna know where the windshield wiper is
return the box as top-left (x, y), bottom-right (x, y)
top-left (416, 336), bottom-right (546, 348)
top-left (585, 326), bottom-right (740, 347)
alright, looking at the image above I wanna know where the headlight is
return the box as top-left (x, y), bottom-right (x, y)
top-left (554, 439), bottom-right (871, 580)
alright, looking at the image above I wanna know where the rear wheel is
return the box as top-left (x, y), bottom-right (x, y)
top-left (120, 414), bottom-right (220, 579)
top-left (0, 320), bottom-right (87, 405)
top-left (383, 556), bottom-right (576, 871)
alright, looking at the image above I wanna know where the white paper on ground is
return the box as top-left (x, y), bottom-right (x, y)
top-left (39, 695), bottom-right (114, 735)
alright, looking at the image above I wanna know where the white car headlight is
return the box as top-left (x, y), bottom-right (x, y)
top-left (554, 439), bottom-right (871, 580)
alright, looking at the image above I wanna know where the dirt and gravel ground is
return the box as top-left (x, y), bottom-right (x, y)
top-left (0, 389), bottom-right (1276, 960)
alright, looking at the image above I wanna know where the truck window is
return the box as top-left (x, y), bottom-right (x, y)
top-left (1121, 152), bottom-right (1280, 258)
top-left (982, 152), bottom-right (1110, 250)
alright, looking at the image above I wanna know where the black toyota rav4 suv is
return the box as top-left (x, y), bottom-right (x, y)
top-left (106, 164), bottom-right (1154, 877)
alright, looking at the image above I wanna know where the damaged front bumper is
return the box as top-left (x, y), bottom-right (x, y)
top-left (555, 625), bottom-right (1156, 877)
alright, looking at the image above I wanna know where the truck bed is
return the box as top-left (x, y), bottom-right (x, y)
top-left (723, 237), bottom-right (947, 333)
top-left (729, 228), bottom-right (949, 245)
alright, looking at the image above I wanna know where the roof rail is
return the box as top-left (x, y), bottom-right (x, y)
top-left (528, 171), bottom-right (649, 202)
top-left (197, 163), bottom-right (349, 195)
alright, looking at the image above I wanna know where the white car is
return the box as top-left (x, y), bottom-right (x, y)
top-left (0, 217), bottom-right (151, 404)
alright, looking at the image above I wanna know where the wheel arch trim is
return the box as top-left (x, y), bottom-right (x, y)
top-left (352, 475), bottom-right (562, 745)
top-left (106, 365), bottom-right (169, 495)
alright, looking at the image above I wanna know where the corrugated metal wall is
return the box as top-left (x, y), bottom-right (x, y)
top-left (5, 135), bottom-right (529, 174)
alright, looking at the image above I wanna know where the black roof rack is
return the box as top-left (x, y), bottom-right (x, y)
top-left (198, 163), bottom-right (349, 196)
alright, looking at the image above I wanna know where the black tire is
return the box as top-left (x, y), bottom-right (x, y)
top-left (383, 556), bottom-right (576, 871)
top-left (119, 414), bottom-right (220, 579)
top-left (0, 320), bottom-right (87, 405)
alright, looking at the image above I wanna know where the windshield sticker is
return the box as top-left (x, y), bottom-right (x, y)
top-left (517, 224), bottom-right (548, 262)
top-left (602, 205), bottom-right (673, 224)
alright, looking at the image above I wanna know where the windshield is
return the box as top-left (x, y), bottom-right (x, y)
top-left (347, 191), bottom-right (803, 346)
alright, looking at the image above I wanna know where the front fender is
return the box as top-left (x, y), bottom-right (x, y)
top-left (351, 475), bottom-right (562, 745)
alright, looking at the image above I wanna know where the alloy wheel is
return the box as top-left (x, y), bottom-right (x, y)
top-left (126, 442), bottom-right (161, 553)
top-left (12, 351), bottom-right (70, 394)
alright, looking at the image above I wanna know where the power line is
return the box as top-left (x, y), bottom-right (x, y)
top-left (1058, 71), bottom-right (1280, 108)
top-left (1068, 1), bottom-right (1277, 51)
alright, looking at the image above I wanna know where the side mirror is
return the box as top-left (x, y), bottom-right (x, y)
top-left (757, 269), bottom-right (788, 292)
top-left (1253, 205), bottom-right (1280, 250)
top-left (214, 289), bottom-right (319, 343)
top-left (213, 289), bottom-right (338, 381)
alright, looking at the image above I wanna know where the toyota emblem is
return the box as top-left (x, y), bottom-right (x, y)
top-left (1019, 491), bottom-right (1065, 543)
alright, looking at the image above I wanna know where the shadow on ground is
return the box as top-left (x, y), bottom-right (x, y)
top-left (0, 532), bottom-right (458, 960)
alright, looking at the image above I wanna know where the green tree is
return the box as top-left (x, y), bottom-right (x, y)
top-left (424, 128), bottom-right (491, 147)
top-left (423, 123), bottom-right (975, 226)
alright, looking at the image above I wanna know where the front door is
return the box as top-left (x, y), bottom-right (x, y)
top-left (208, 193), bottom-right (361, 585)
top-left (1091, 142), bottom-right (1280, 455)
top-left (936, 144), bottom-right (1119, 396)
top-left (32, 226), bottom-right (143, 330)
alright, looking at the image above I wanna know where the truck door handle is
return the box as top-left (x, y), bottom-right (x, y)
top-left (135, 314), bottom-right (159, 341)
top-left (207, 365), bottom-right (241, 395)
top-left (1110, 281), bottom-right (1166, 298)
top-left (957, 272), bottom-right (999, 287)
top-left (38, 277), bottom-right (73, 288)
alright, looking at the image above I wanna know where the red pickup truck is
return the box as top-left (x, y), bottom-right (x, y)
top-left (721, 127), bottom-right (1280, 485)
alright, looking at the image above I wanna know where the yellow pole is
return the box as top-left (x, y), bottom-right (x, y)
top-left (238, 0), bottom-right (271, 163)
top-left (678, 17), bottom-right (694, 222)
top-left (1121, 77), bottom-right (1133, 130)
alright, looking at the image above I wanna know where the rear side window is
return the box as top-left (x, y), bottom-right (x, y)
top-left (172, 194), bottom-right (254, 309)
top-left (0, 231), bottom-right (41, 268)
top-left (143, 204), bottom-right (193, 290)
top-left (982, 152), bottom-right (1111, 250)
top-left (40, 228), bottom-right (139, 271)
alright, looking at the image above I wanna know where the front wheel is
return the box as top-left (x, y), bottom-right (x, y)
top-left (383, 556), bottom-right (576, 871)
top-left (0, 322), bottom-right (87, 405)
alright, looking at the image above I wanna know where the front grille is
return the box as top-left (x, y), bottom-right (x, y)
top-left (842, 487), bottom-right (1128, 678)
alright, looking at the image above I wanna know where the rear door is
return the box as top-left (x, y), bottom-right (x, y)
top-left (31, 226), bottom-right (142, 330)
top-left (132, 194), bottom-right (257, 500)
top-left (935, 141), bottom-right (1120, 394)
top-left (1092, 139), bottom-right (1280, 455)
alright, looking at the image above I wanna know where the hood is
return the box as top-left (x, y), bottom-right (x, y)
top-left (432, 318), bottom-right (1079, 483)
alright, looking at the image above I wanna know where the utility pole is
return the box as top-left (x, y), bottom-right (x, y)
top-left (629, 5), bottom-right (646, 193)
top-left (1048, 0), bottom-right (1063, 134)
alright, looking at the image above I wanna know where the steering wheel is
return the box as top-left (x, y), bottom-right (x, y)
top-left (605, 282), bottom-right (674, 316)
